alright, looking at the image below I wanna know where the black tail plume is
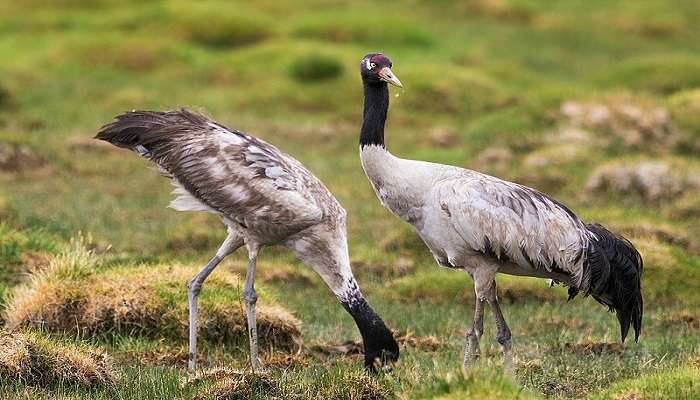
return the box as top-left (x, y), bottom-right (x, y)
top-left (585, 223), bottom-right (644, 342)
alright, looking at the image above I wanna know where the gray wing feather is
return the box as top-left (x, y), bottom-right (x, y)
top-left (96, 109), bottom-right (324, 236)
top-left (434, 172), bottom-right (591, 286)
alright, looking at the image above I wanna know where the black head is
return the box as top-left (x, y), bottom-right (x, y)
top-left (364, 331), bottom-right (400, 372)
top-left (360, 53), bottom-right (402, 87)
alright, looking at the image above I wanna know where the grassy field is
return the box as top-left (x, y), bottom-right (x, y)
top-left (1, 0), bottom-right (700, 398)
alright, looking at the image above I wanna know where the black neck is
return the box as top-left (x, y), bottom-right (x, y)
top-left (360, 81), bottom-right (389, 148)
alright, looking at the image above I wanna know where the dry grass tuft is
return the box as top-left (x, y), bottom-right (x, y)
top-left (522, 144), bottom-right (590, 169)
top-left (187, 368), bottom-right (279, 400)
top-left (261, 352), bottom-right (310, 370)
top-left (611, 222), bottom-right (697, 253)
top-left (310, 329), bottom-right (441, 362)
top-left (19, 251), bottom-right (53, 274)
top-left (229, 263), bottom-right (315, 286)
top-left (3, 241), bottom-right (302, 353)
top-left (114, 344), bottom-right (189, 367)
top-left (529, 314), bottom-right (588, 331)
top-left (612, 389), bottom-right (643, 400)
top-left (318, 370), bottom-right (391, 400)
top-left (395, 329), bottom-right (442, 352)
top-left (560, 95), bottom-right (677, 150)
top-left (424, 127), bottom-right (461, 148)
top-left (563, 342), bottom-right (623, 356)
top-left (310, 339), bottom-right (363, 361)
top-left (472, 146), bottom-right (513, 176)
top-left (659, 310), bottom-right (700, 330)
top-left (0, 331), bottom-right (117, 388)
top-left (585, 159), bottom-right (700, 202)
top-left (184, 366), bottom-right (390, 400)
top-left (66, 137), bottom-right (120, 154)
top-left (669, 193), bottom-right (700, 219)
top-left (0, 142), bottom-right (46, 172)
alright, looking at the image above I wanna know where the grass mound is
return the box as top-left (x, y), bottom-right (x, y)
top-left (0, 331), bottom-right (117, 388)
top-left (473, 146), bottom-right (514, 176)
top-left (294, 14), bottom-right (432, 47)
top-left (563, 342), bottom-right (624, 356)
top-left (595, 54), bottom-right (700, 94)
top-left (186, 367), bottom-right (391, 400)
top-left (559, 95), bottom-right (677, 151)
top-left (289, 53), bottom-right (344, 82)
top-left (169, 3), bottom-right (272, 48)
top-left (588, 365), bottom-right (700, 399)
top-left (659, 309), bottom-right (700, 330)
top-left (585, 159), bottom-right (700, 202)
top-left (189, 368), bottom-right (280, 400)
top-left (399, 66), bottom-right (514, 117)
top-left (611, 222), bottom-right (697, 253)
top-left (667, 88), bottom-right (700, 152)
top-left (76, 37), bottom-right (175, 72)
top-left (0, 224), bottom-right (57, 323)
top-left (3, 241), bottom-right (302, 353)
top-left (418, 367), bottom-right (539, 400)
top-left (0, 142), bottom-right (46, 173)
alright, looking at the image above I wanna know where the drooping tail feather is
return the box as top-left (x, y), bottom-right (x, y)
top-left (95, 109), bottom-right (209, 153)
top-left (584, 223), bottom-right (644, 342)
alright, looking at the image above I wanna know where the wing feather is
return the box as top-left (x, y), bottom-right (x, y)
top-left (96, 109), bottom-right (325, 236)
top-left (434, 172), bottom-right (591, 285)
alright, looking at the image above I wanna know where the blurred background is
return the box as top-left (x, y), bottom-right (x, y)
top-left (1, 1), bottom-right (699, 399)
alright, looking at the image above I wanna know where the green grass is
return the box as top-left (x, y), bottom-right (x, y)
top-left (1, 0), bottom-right (700, 398)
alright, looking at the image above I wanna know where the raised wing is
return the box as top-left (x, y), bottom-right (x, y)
top-left (96, 109), bottom-right (324, 237)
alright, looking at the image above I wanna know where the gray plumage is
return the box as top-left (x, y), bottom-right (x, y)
top-left (357, 53), bottom-right (643, 373)
top-left (96, 109), bottom-right (399, 371)
top-left (98, 109), bottom-right (333, 241)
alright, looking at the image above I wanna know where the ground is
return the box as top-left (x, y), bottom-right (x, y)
top-left (0, 0), bottom-right (699, 398)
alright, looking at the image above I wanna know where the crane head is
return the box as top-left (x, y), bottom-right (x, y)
top-left (360, 53), bottom-right (402, 87)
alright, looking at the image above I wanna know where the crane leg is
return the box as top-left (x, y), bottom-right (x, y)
top-left (487, 280), bottom-right (513, 375)
top-left (463, 296), bottom-right (485, 369)
top-left (187, 231), bottom-right (242, 371)
top-left (243, 243), bottom-right (261, 371)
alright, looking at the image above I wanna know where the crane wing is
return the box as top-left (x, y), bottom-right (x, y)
top-left (433, 172), bottom-right (591, 285)
top-left (96, 110), bottom-right (324, 235)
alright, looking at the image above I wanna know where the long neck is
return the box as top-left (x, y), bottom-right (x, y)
top-left (360, 81), bottom-right (389, 148)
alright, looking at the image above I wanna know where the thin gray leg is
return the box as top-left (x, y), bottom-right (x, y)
top-left (188, 232), bottom-right (242, 371)
top-left (463, 296), bottom-right (485, 369)
top-left (243, 244), bottom-right (261, 371)
top-left (487, 281), bottom-right (513, 375)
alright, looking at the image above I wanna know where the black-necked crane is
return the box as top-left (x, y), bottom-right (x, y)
top-left (356, 53), bottom-right (643, 372)
top-left (96, 109), bottom-right (399, 371)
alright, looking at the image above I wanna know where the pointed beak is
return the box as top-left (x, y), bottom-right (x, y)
top-left (378, 67), bottom-right (403, 88)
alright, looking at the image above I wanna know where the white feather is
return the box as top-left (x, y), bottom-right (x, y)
top-left (168, 180), bottom-right (217, 213)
